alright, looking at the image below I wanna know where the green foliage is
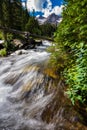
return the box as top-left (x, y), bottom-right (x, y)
top-left (7, 33), bottom-right (14, 41)
top-left (0, 0), bottom-right (3, 25)
top-left (65, 45), bottom-right (87, 104)
top-left (21, 9), bottom-right (30, 31)
top-left (49, 44), bottom-right (68, 77)
top-left (50, 0), bottom-right (87, 105)
top-left (40, 23), bottom-right (56, 37)
top-left (4, 40), bottom-right (16, 54)
top-left (25, 17), bottom-right (41, 35)
top-left (0, 48), bottom-right (7, 56)
top-left (0, 31), bottom-right (4, 40)
top-left (25, 18), bottom-right (56, 37)
top-left (0, 0), bottom-right (30, 53)
top-left (0, 0), bottom-right (30, 30)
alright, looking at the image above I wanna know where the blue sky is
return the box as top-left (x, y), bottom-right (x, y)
top-left (22, 0), bottom-right (64, 17)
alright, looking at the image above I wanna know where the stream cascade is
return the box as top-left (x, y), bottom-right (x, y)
top-left (0, 40), bottom-right (87, 130)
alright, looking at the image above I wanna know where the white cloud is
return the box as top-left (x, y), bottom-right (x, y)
top-left (46, 0), bottom-right (52, 10)
top-left (52, 5), bottom-right (64, 15)
top-left (26, 0), bottom-right (63, 17)
top-left (27, 0), bottom-right (46, 11)
top-left (22, 2), bottom-right (26, 8)
top-left (43, 5), bottom-right (64, 17)
top-left (27, 0), bottom-right (52, 11)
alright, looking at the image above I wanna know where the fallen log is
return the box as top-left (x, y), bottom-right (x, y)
top-left (0, 26), bottom-right (54, 41)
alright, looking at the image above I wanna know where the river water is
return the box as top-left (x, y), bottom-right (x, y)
top-left (0, 40), bottom-right (87, 130)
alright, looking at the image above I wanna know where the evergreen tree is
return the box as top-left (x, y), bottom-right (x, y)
top-left (25, 17), bottom-right (41, 35)
top-left (0, 0), bottom-right (3, 26)
top-left (0, 0), bottom-right (30, 41)
top-left (0, 0), bottom-right (30, 29)
top-left (21, 8), bottom-right (30, 31)
top-left (40, 23), bottom-right (56, 36)
top-left (10, 0), bottom-right (23, 30)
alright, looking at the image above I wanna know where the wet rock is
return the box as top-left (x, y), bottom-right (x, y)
top-left (12, 39), bottom-right (23, 48)
top-left (11, 49), bottom-right (28, 55)
top-left (4, 73), bottom-right (21, 85)
top-left (21, 38), bottom-right (36, 49)
top-left (12, 38), bottom-right (42, 50)
top-left (35, 40), bottom-right (42, 46)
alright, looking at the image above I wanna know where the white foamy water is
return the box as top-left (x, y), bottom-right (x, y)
top-left (0, 84), bottom-right (12, 103)
top-left (0, 40), bottom-right (54, 130)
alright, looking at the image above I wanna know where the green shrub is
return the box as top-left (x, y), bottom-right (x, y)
top-left (7, 33), bottom-right (13, 41)
top-left (4, 40), bottom-right (16, 52)
top-left (0, 48), bottom-right (7, 56)
top-left (40, 23), bottom-right (56, 37)
top-left (65, 44), bottom-right (87, 105)
top-left (50, 0), bottom-right (87, 105)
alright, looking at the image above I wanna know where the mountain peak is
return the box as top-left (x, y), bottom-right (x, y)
top-left (36, 13), bottom-right (62, 25)
top-left (47, 13), bottom-right (62, 23)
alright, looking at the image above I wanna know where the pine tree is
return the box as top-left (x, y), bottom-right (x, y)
top-left (0, 0), bottom-right (30, 41)
top-left (0, 0), bottom-right (29, 29)
top-left (25, 17), bottom-right (40, 34)
top-left (0, 0), bottom-right (3, 26)
top-left (10, 0), bottom-right (22, 30)
top-left (21, 8), bottom-right (30, 31)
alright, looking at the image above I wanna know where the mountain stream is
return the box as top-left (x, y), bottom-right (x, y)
top-left (0, 40), bottom-right (87, 130)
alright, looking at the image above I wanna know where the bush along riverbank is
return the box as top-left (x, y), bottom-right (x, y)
top-left (49, 0), bottom-right (87, 124)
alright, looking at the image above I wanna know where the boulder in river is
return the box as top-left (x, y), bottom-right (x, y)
top-left (11, 49), bottom-right (28, 55)
top-left (21, 38), bottom-right (36, 49)
top-left (12, 38), bottom-right (42, 50)
top-left (35, 40), bottom-right (42, 46)
top-left (12, 39), bottom-right (23, 48)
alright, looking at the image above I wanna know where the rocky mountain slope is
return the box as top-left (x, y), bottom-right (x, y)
top-left (36, 13), bottom-right (62, 25)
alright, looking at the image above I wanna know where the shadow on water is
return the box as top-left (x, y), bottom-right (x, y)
top-left (0, 40), bottom-right (87, 130)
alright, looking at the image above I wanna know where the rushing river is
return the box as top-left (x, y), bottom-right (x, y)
top-left (0, 40), bottom-right (87, 130)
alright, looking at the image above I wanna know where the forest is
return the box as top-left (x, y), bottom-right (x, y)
top-left (0, 0), bottom-right (56, 55)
